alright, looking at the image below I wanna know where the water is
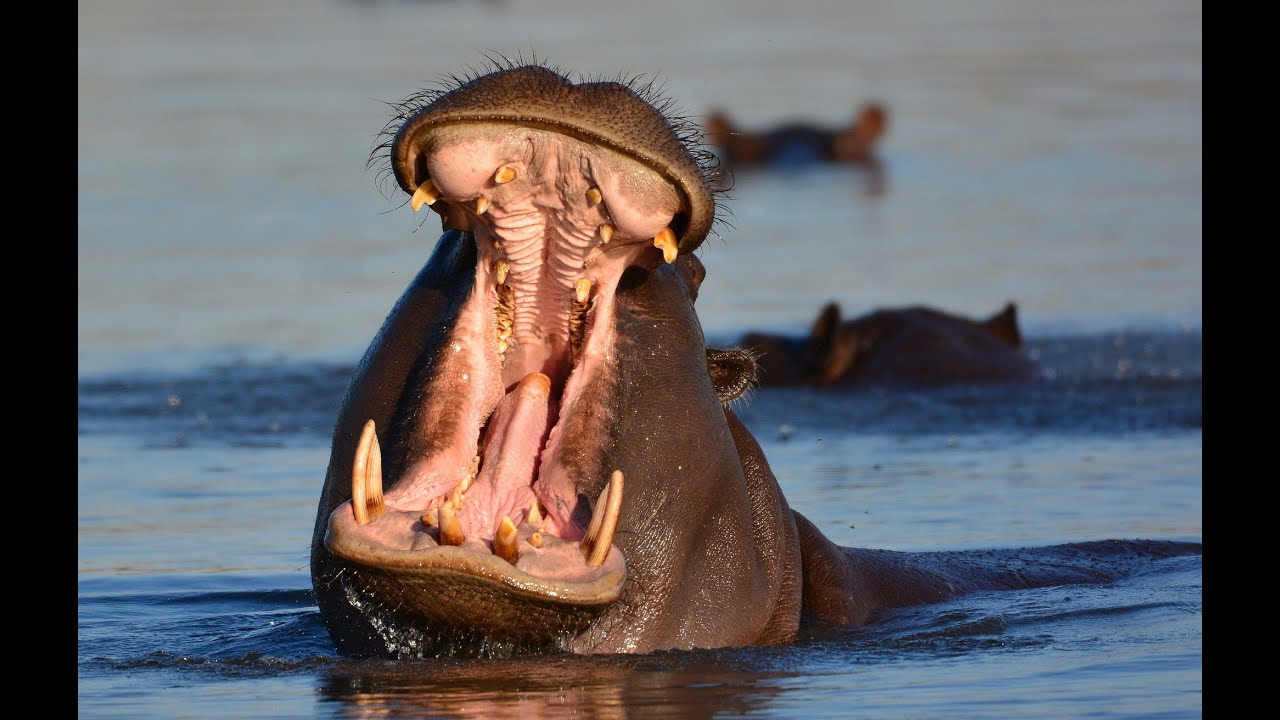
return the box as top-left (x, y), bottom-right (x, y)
top-left (78, 0), bottom-right (1201, 717)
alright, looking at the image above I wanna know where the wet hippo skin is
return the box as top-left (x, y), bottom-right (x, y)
top-left (309, 62), bottom-right (1200, 657)
top-left (741, 301), bottom-right (1037, 388)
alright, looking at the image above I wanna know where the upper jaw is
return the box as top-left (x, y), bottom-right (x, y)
top-left (386, 63), bottom-right (717, 258)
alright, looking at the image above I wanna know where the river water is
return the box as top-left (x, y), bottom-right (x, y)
top-left (78, 0), bottom-right (1202, 717)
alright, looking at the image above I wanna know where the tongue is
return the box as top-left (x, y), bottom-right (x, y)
top-left (461, 372), bottom-right (558, 537)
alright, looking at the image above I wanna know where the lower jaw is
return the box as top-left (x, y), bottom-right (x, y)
top-left (329, 548), bottom-right (624, 652)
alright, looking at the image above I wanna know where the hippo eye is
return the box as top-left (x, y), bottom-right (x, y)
top-left (617, 265), bottom-right (650, 292)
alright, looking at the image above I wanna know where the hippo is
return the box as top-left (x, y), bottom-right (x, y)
top-left (741, 301), bottom-right (1036, 388)
top-left (703, 103), bottom-right (888, 168)
top-left (309, 62), bottom-right (1199, 658)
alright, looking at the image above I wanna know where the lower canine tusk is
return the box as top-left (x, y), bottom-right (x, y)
top-left (351, 419), bottom-right (387, 525)
top-left (582, 470), bottom-right (624, 567)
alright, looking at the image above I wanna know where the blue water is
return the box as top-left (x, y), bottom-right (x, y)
top-left (79, 0), bottom-right (1201, 717)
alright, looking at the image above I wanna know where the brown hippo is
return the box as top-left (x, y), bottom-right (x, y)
top-left (309, 62), bottom-right (1198, 658)
top-left (741, 301), bottom-right (1036, 388)
top-left (703, 103), bottom-right (888, 168)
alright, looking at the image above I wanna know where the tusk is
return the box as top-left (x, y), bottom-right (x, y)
top-left (493, 516), bottom-right (520, 565)
top-left (410, 180), bottom-right (440, 212)
top-left (493, 165), bottom-right (517, 184)
top-left (438, 500), bottom-right (464, 546)
top-left (653, 227), bottom-right (678, 264)
top-left (582, 470), bottom-right (624, 567)
top-left (351, 419), bottom-right (386, 525)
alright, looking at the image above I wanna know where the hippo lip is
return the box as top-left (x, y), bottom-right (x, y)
top-left (323, 66), bottom-right (714, 643)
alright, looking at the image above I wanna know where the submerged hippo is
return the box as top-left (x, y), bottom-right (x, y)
top-left (704, 103), bottom-right (888, 168)
top-left (742, 301), bottom-right (1036, 388)
top-left (309, 63), bottom-right (1198, 657)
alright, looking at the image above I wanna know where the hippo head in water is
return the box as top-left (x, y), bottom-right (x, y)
top-left (310, 63), bottom-right (799, 656)
top-left (703, 103), bottom-right (888, 167)
top-left (742, 301), bottom-right (1036, 388)
top-left (310, 62), bottom-right (1198, 658)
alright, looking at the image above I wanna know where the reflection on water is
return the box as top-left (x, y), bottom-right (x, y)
top-left (318, 655), bottom-right (793, 718)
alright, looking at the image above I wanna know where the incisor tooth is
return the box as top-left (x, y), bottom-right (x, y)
top-left (475, 196), bottom-right (491, 215)
top-left (438, 501), bottom-right (464, 546)
top-left (530, 532), bottom-right (543, 548)
top-left (585, 186), bottom-right (603, 207)
top-left (653, 227), bottom-right (678, 264)
top-left (493, 165), bottom-right (517, 184)
top-left (575, 278), bottom-right (592, 304)
top-left (494, 517), bottom-right (520, 564)
top-left (582, 470), bottom-right (624, 567)
top-left (351, 419), bottom-right (387, 525)
top-left (410, 180), bottom-right (440, 212)
top-left (599, 223), bottom-right (614, 244)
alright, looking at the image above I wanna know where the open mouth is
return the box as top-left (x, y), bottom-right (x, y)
top-left (324, 112), bottom-right (706, 644)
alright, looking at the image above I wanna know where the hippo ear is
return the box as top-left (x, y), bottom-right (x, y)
top-left (705, 347), bottom-right (758, 404)
top-left (804, 302), bottom-right (842, 366)
top-left (704, 110), bottom-right (735, 145)
top-left (983, 302), bottom-right (1023, 347)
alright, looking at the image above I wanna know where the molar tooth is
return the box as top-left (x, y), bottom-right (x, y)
top-left (599, 223), bottom-right (614, 244)
top-left (585, 186), bottom-right (603, 207)
top-left (493, 165), bottom-right (517, 184)
top-left (497, 338), bottom-right (509, 355)
top-left (653, 227), bottom-right (678, 264)
top-left (530, 532), bottom-right (543, 548)
top-left (350, 419), bottom-right (387, 525)
top-left (498, 326), bottom-right (513, 341)
top-left (475, 196), bottom-right (491, 215)
top-left (470, 455), bottom-right (481, 477)
top-left (410, 180), bottom-right (440, 212)
top-left (575, 278), bottom-right (592, 304)
top-left (438, 501), bottom-right (464, 546)
top-left (493, 517), bottom-right (520, 564)
top-left (581, 470), bottom-right (624, 567)
top-left (494, 259), bottom-right (510, 285)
